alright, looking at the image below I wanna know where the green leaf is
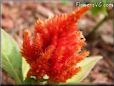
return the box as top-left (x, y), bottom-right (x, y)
top-left (22, 78), bottom-right (37, 85)
top-left (61, 0), bottom-right (69, 5)
top-left (22, 58), bottom-right (30, 80)
top-left (90, 0), bottom-right (108, 16)
top-left (66, 56), bottom-right (103, 84)
top-left (90, 6), bottom-right (107, 16)
top-left (1, 29), bottom-right (23, 84)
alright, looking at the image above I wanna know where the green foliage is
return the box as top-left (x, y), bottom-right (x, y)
top-left (22, 58), bottom-right (30, 80)
top-left (1, 29), bottom-right (23, 84)
top-left (90, 0), bottom-right (108, 16)
top-left (66, 56), bottom-right (103, 84)
top-left (61, 0), bottom-right (69, 5)
top-left (1, 29), bottom-right (103, 84)
top-left (22, 78), bottom-right (37, 85)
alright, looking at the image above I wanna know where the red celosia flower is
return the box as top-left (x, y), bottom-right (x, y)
top-left (22, 6), bottom-right (90, 83)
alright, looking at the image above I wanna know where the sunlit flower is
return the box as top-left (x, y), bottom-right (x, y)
top-left (22, 6), bottom-right (90, 83)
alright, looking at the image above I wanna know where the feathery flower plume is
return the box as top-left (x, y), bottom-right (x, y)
top-left (22, 6), bottom-right (90, 83)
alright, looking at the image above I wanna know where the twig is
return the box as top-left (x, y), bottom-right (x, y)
top-left (86, 15), bottom-right (108, 41)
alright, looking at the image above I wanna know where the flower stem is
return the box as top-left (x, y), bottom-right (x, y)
top-left (86, 15), bottom-right (108, 42)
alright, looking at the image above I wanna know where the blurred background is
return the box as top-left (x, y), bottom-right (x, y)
top-left (1, 0), bottom-right (114, 84)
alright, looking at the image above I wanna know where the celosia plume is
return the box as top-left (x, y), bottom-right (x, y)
top-left (22, 6), bottom-right (90, 83)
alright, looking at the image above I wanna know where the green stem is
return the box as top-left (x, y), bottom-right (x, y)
top-left (86, 15), bottom-right (108, 39)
